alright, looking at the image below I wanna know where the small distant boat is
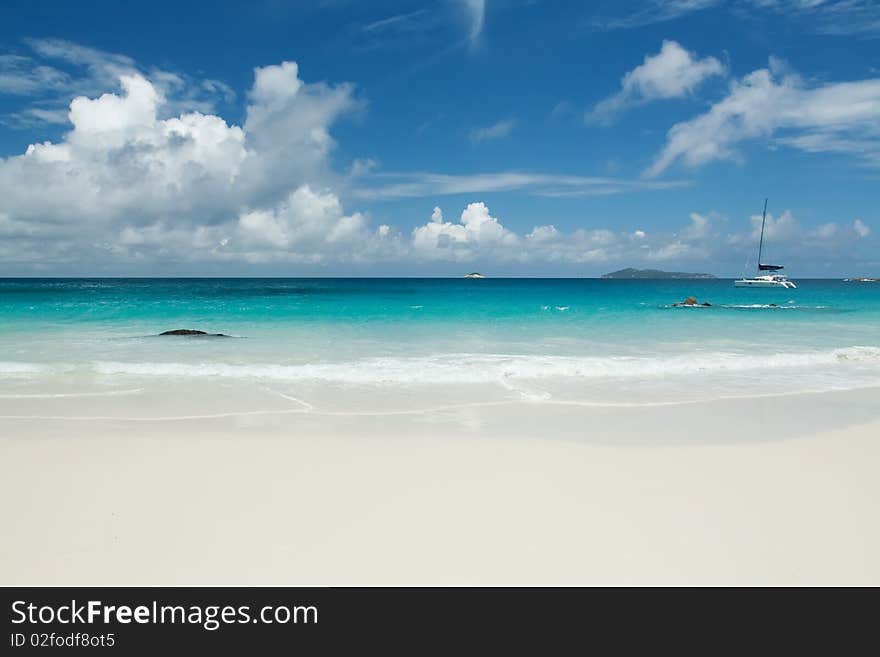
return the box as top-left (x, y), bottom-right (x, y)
top-left (734, 199), bottom-right (797, 289)
top-left (464, 272), bottom-right (486, 279)
top-left (843, 277), bottom-right (879, 283)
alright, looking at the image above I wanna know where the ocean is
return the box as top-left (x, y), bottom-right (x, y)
top-left (2, 278), bottom-right (879, 408)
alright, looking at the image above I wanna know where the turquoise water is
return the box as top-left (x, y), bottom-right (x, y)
top-left (2, 278), bottom-right (879, 403)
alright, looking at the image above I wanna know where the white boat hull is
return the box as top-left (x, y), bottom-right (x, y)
top-left (734, 277), bottom-right (797, 289)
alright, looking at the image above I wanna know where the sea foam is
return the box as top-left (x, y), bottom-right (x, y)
top-left (91, 346), bottom-right (880, 385)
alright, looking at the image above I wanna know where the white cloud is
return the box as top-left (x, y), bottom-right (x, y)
top-left (750, 209), bottom-right (799, 241)
top-left (237, 186), bottom-right (367, 251)
top-left (3, 73), bottom-right (249, 229)
top-left (0, 59), bottom-right (370, 270)
top-left (353, 171), bottom-right (688, 200)
top-left (412, 201), bottom-right (517, 259)
top-left (528, 224), bottom-right (560, 242)
top-left (592, 1), bottom-right (722, 30)
top-left (410, 202), bottom-right (627, 265)
top-left (462, 0), bottom-right (486, 45)
top-left (469, 118), bottom-right (516, 143)
top-left (362, 9), bottom-right (429, 35)
top-left (1, 39), bottom-right (235, 127)
top-left (853, 218), bottom-right (871, 237)
top-left (646, 62), bottom-right (880, 176)
top-left (646, 240), bottom-right (696, 261)
top-left (684, 211), bottom-right (712, 239)
top-left (1, 44), bottom-right (874, 276)
top-left (747, 0), bottom-right (880, 36)
top-left (248, 61), bottom-right (303, 108)
top-left (0, 47), bottom-right (695, 273)
top-left (592, 1), bottom-right (880, 36)
top-left (814, 222), bottom-right (838, 239)
top-left (590, 41), bottom-right (725, 123)
top-left (0, 53), bottom-right (69, 95)
top-left (116, 186), bottom-right (373, 265)
top-left (405, 201), bottom-right (871, 271)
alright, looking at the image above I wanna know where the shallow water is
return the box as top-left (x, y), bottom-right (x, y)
top-left (1, 278), bottom-right (879, 406)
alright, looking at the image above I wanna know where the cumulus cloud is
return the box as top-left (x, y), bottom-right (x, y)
top-left (412, 202), bottom-right (517, 259)
top-left (0, 46), bottom-right (694, 274)
top-left (853, 218), bottom-right (871, 237)
top-left (646, 60), bottom-right (880, 176)
top-left (0, 58), bottom-right (371, 270)
top-left (814, 222), bottom-right (838, 239)
top-left (117, 186), bottom-right (375, 265)
top-left (684, 211), bottom-right (712, 239)
top-left (589, 41), bottom-right (725, 123)
top-left (0, 44), bottom-right (875, 276)
top-left (749, 209), bottom-right (800, 242)
top-left (409, 203), bottom-right (624, 265)
top-left (405, 201), bottom-right (873, 272)
top-left (719, 208), bottom-right (874, 270)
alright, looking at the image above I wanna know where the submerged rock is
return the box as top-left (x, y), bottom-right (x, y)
top-left (159, 329), bottom-right (230, 337)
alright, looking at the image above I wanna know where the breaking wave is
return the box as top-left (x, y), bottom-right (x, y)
top-left (91, 346), bottom-right (880, 385)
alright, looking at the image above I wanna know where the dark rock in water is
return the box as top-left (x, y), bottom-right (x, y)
top-left (673, 296), bottom-right (711, 307)
top-left (159, 329), bottom-right (230, 337)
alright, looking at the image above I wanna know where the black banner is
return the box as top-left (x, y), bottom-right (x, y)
top-left (1, 587), bottom-right (868, 653)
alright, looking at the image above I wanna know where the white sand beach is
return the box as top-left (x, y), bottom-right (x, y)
top-left (2, 384), bottom-right (879, 585)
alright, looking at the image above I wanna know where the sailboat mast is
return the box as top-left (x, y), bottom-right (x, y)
top-left (757, 197), bottom-right (768, 269)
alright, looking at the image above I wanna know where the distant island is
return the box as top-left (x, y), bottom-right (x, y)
top-left (602, 268), bottom-right (715, 280)
top-left (464, 272), bottom-right (486, 279)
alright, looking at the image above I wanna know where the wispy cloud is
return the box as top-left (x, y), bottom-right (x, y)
top-left (592, 0), bottom-right (880, 35)
top-left (756, 0), bottom-right (880, 36)
top-left (591, 0), bottom-right (721, 31)
top-left (347, 2), bottom-right (487, 55)
top-left (362, 9), bottom-right (429, 34)
top-left (351, 171), bottom-right (689, 200)
top-left (469, 118), bottom-right (516, 143)
top-left (0, 38), bottom-right (235, 127)
top-left (0, 53), bottom-right (69, 95)
top-left (645, 59), bottom-right (880, 177)
top-left (463, 0), bottom-right (487, 44)
top-left (588, 40), bottom-right (725, 124)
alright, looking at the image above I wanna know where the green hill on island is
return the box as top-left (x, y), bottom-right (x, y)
top-left (601, 268), bottom-right (715, 279)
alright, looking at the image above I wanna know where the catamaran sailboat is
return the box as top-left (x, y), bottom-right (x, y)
top-left (734, 199), bottom-right (796, 289)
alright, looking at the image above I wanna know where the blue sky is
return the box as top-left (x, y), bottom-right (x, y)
top-left (0, 0), bottom-right (878, 276)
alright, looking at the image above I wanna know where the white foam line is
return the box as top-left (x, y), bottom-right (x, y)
top-left (0, 388), bottom-right (143, 399)
top-left (90, 346), bottom-right (880, 385)
top-left (0, 400), bottom-right (670, 421)
top-left (260, 386), bottom-right (315, 410)
top-left (4, 385), bottom-right (879, 422)
top-left (0, 409), bottom-right (309, 421)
